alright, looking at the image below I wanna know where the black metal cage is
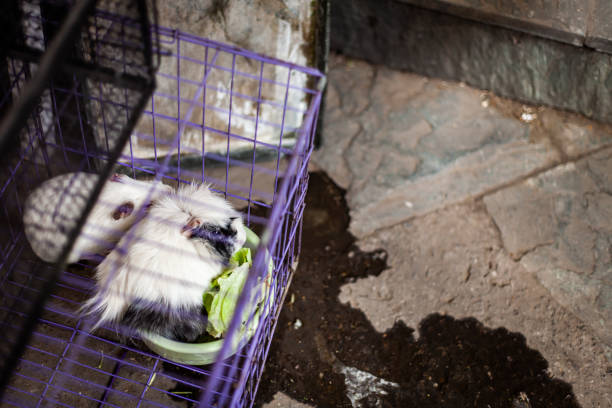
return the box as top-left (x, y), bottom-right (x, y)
top-left (0, 0), bottom-right (158, 393)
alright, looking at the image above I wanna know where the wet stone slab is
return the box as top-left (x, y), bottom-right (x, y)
top-left (484, 147), bottom-right (612, 347)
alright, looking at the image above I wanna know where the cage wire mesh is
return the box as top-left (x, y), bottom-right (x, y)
top-left (0, 2), bottom-right (325, 407)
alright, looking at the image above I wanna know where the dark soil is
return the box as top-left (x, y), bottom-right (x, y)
top-left (253, 172), bottom-right (580, 408)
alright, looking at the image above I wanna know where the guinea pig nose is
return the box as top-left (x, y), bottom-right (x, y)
top-left (181, 216), bottom-right (201, 237)
top-left (110, 173), bottom-right (123, 183)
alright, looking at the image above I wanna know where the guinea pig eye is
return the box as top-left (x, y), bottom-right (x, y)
top-left (112, 201), bottom-right (134, 220)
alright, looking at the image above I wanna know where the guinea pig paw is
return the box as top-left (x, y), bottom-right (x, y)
top-left (181, 216), bottom-right (201, 237)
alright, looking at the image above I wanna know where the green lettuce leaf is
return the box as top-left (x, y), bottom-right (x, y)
top-left (203, 247), bottom-right (262, 338)
top-left (229, 247), bottom-right (252, 268)
top-left (203, 247), bottom-right (253, 313)
top-left (206, 262), bottom-right (251, 338)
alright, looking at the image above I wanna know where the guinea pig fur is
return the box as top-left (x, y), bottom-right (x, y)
top-left (82, 183), bottom-right (246, 342)
top-left (23, 172), bottom-right (172, 264)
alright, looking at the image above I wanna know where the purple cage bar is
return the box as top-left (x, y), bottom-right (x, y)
top-left (0, 6), bottom-right (324, 408)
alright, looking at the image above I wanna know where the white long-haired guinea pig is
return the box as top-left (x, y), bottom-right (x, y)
top-left (81, 183), bottom-right (246, 342)
top-left (23, 172), bottom-right (172, 264)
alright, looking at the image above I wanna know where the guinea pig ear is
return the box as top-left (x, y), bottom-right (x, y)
top-left (181, 216), bottom-right (201, 237)
top-left (112, 202), bottom-right (134, 220)
top-left (110, 173), bottom-right (124, 183)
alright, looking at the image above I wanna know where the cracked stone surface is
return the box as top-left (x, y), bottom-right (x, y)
top-left (309, 53), bottom-right (612, 407)
top-left (338, 202), bottom-right (612, 407)
top-left (484, 147), bottom-right (612, 347)
top-left (314, 54), bottom-right (612, 239)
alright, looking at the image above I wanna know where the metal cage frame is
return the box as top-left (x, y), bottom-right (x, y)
top-left (0, 3), bottom-right (325, 406)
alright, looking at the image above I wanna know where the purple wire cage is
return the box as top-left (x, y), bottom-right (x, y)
top-left (0, 4), bottom-right (324, 408)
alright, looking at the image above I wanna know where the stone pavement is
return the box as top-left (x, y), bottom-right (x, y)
top-left (294, 53), bottom-right (611, 407)
top-left (484, 151), bottom-right (612, 348)
top-left (317, 55), bottom-right (612, 239)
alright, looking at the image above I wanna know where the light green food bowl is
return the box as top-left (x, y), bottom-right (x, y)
top-left (141, 227), bottom-right (273, 365)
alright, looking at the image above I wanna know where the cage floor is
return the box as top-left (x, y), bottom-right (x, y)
top-left (1, 157), bottom-right (306, 408)
top-left (0, 153), bottom-right (306, 407)
top-left (1, 164), bottom-right (282, 408)
top-left (2, 239), bottom-right (258, 408)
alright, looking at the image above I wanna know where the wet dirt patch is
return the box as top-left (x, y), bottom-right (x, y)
top-left (254, 172), bottom-right (580, 408)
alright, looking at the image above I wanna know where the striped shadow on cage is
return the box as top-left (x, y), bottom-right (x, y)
top-left (0, 8), bottom-right (325, 408)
